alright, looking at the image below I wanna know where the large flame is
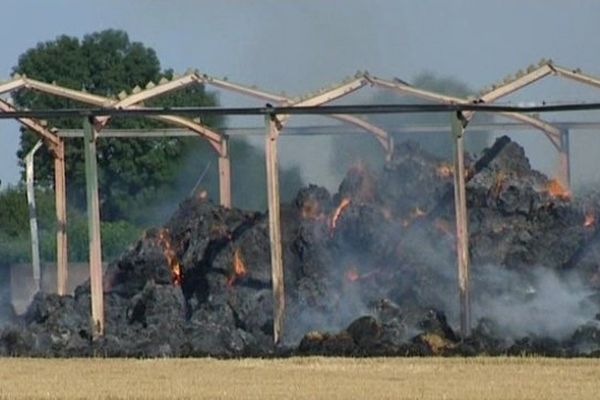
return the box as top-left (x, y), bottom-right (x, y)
top-left (157, 229), bottom-right (183, 286)
top-left (546, 179), bottom-right (571, 200)
top-left (330, 198), bottom-right (351, 235)
top-left (227, 248), bottom-right (248, 286)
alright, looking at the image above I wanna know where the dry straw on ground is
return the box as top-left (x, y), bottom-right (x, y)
top-left (0, 357), bottom-right (599, 399)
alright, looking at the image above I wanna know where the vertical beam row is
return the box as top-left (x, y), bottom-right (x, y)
top-left (25, 141), bottom-right (43, 292)
top-left (54, 139), bottom-right (68, 295)
top-left (265, 114), bottom-right (285, 344)
top-left (83, 118), bottom-right (104, 337)
top-left (559, 129), bottom-right (571, 192)
top-left (218, 137), bottom-right (232, 208)
top-left (451, 112), bottom-right (471, 338)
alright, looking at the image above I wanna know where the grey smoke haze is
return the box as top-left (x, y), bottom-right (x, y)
top-left (2, 1), bottom-right (600, 190)
top-left (284, 208), bottom-right (600, 344)
top-left (400, 227), bottom-right (600, 340)
top-left (472, 265), bottom-right (598, 340)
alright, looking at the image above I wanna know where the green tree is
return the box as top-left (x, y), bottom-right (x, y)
top-left (2, 29), bottom-right (306, 265)
top-left (0, 185), bottom-right (142, 263)
top-left (13, 29), bottom-right (222, 221)
top-left (12, 29), bottom-right (304, 225)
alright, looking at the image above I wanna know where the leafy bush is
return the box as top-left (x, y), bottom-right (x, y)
top-left (0, 186), bottom-right (142, 263)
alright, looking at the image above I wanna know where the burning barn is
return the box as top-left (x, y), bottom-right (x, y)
top-left (2, 60), bottom-right (600, 358)
top-left (2, 136), bottom-right (600, 357)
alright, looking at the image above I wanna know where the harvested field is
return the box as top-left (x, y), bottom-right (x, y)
top-left (0, 357), bottom-right (599, 399)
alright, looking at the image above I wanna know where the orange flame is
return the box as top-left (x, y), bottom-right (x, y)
top-left (227, 248), bottom-right (248, 286)
top-left (547, 179), bottom-right (571, 200)
top-left (330, 198), bottom-right (351, 234)
top-left (584, 212), bottom-right (596, 228)
top-left (157, 229), bottom-right (183, 286)
top-left (436, 163), bottom-right (453, 178)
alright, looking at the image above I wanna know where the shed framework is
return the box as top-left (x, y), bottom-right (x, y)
top-left (3, 59), bottom-right (600, 340)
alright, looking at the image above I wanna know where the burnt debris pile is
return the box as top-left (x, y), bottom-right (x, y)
top-left (2, 136), bottom-right (600, 357)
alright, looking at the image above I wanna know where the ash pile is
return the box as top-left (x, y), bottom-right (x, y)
top-left (3, 136), bottom-right (600, 357)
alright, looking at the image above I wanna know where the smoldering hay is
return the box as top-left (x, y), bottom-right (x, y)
top-left (2, 136), bottom-right (600, 357)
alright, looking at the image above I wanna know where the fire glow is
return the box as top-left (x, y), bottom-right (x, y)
top-left (345, 268), bottom-right (360, 282)
top-left (547, 179), bottom-right (571, 200)
top-left (157, 229), bottom-right (183, 286)
top-left (436, 163), bottom-right (453, 178)
top-left (330, 198), bottom-right (351, 235)
top-left (227, 248), bottom-right (248, 286)
top-left (301, 199), bottom-right (325, 221)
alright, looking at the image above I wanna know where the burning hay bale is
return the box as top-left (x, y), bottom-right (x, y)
top-left (2, 136), bottom-right (600, 358)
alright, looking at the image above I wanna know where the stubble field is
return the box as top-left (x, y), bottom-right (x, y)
top-left (0, 357), bottom-right (599, 399)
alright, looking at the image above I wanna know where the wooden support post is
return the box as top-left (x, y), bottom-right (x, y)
top-left (452, 111), bottom-right (471, 338)
top-left (218, 137), bottom-right (232, 208)
top-left (25, 141), bottom-right (43, 292)
top-left (559, 129), bottom-right (571, 193)
top-left (265, 114), bottom-right (285, 344)
top-left (54, 139), bottom-right (68, 296)
top-left (83, 117), bottom-right (104, 337)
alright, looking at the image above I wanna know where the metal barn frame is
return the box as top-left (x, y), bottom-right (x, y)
top-left (2, 59), bottom-right (600, 341)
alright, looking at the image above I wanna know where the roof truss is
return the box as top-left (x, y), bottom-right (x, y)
top-left (2, 60), bottom-right (600, 157)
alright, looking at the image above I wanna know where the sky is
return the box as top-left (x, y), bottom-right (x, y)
top-left (2, 0), bottom-right (600, 189)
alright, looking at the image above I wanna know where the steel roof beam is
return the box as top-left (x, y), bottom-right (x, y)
top-left (479, 64), bottom-right (554, 103)
top-left (291, 77), bottom-right (368, 107)
top-left (0, 77), bottom-right (26, 95)
top-left (96, 73), bottom-right (202, 127)
top-left (367, 72), bottom-right (562, 150)
top-left (0, 98), bottom-right (59, 148)
top-left (22, 77), bottom-right (224, 153)
top-left (197, 72), bottom-right (392, 154)
top-left (553, 65), bottom-right (600, 90)
top-left (197, 74), bottom-right (288, 103)
top-left (367, 75), bottom-right (462, 104)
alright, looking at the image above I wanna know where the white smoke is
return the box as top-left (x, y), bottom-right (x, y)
top-left (472, 265), bottom-right (599, 340)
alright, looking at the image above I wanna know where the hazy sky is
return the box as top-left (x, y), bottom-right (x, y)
top-left (2, 0), bottom-right (600, 187)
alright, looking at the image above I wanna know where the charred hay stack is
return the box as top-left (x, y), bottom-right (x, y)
top-left (2, 136), bottom-right (600, 357)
